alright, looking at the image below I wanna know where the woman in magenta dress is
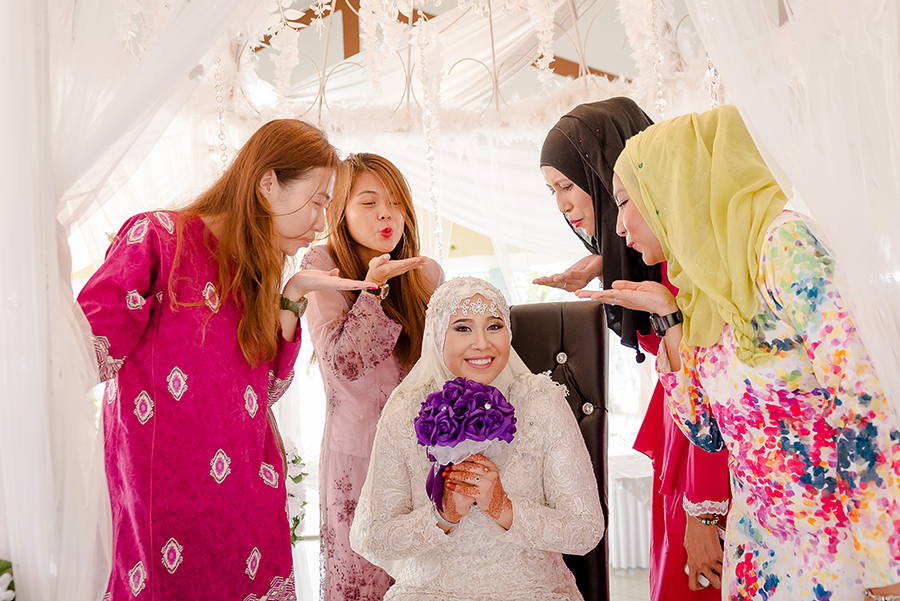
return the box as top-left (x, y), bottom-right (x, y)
top-left (301, 153), bottom-right (443, 600)
top-left (78, 120), bottom-right (375, 600)
top-left (536, 98), bottom-right (730, 597)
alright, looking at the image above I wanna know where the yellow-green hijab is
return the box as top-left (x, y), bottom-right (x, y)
top-left (614, 105), bottom-right (787, 365)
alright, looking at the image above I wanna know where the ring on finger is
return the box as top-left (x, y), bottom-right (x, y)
top-left (475, 476), bottom-right (480, 483)
top-left (483, 467), bottom-right (489, 473)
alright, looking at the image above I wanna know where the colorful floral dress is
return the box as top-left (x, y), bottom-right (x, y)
top-left (301, 245), bottom-right (443, 601)
top-left (659, 211), bottom-right (900, 599)
top-left (78, 212), bottom-right (299, 600)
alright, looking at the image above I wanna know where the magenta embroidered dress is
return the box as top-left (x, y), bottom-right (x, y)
top-left (78, 211), bottom-right (299, 601)
top-left (301, 245), bottom-right (442, 601)
top-left (632, 266), bottom-right (730, 601)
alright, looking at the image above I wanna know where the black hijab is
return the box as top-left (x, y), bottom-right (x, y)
top-left (540, 97), bottom-right (663, 360)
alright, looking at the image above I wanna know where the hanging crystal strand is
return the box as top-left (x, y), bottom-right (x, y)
top-left (416, 20), bottom-right (444, 264)
top-left (706, 51), bottom-right (720, 109)
top-left (650, 0), bottom-right (665, 119)
top-left (213, 46), bottom-right (228, 174)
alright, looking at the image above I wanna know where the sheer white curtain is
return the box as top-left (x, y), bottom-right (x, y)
top-left (685, 0), bottom-right (900, 422)
top-left (1, 1), bottom-right (265, 599)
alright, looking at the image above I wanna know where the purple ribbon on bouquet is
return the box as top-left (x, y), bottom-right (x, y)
top-left (414, 377), bottom-right (516, 513)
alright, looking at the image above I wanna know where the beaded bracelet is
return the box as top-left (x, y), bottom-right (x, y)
top-left (691, 514), bottom-right (718, 526)
top-left (865, 590), bottom-right (900, 601)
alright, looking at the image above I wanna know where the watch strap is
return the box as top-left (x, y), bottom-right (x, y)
top-left (650, 309), bottom-right (683, 337)
top-left (280, 295), bottom-right (308, 318)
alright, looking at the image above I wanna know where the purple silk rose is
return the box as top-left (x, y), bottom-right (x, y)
top-left (414, 377), bottom-right (516, 512)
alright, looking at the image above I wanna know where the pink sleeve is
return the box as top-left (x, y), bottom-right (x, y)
top-left (77, 214), bottom-right (162, 381)
top-left (267, 332), bottom-right (301, 406)
top-left (300, 246), bottom-right (402, 382)
top-left (680, 430), bottom-right (731, 516)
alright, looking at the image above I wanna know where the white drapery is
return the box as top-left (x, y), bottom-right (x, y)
top-left (1, 1), bottom-right (267, 599)
top-left (685, 0), bottom-right (900, 423)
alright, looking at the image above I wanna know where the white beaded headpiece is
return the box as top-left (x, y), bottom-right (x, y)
top-left (424, 277), bottom-right (511, 354)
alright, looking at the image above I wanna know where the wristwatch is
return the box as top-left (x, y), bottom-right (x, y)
top-left (280, 295), bottom-right (308, 318)
top-left (369, 283), bottom-right (389, 302)
top-left (649, 309), bottom-right (683, 337)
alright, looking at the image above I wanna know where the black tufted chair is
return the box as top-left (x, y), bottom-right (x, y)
top-left (510, 300), bottom-right (609, 601)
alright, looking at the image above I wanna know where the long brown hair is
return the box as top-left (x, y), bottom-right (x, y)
top-left (327, 153), bottom-right (433, 367)
top-left (172, 119), bottom-right (338, 367)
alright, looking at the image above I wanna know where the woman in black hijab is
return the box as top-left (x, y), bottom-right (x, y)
top-left (536, 98), bottom-right (730, 599)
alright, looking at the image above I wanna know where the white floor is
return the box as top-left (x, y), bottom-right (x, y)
top-left (610, 568), bottom-right (651, 600)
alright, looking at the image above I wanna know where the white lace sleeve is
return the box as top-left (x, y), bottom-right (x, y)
top-left (349, 386), bottom-right (447, 570)
top-left (682, 496), bottom-right (730, 517)
top-left (500, 376), bottom-right (604, 555)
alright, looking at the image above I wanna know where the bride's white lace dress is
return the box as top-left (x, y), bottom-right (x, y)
top-left (350, 371), bottom-right (604, 601)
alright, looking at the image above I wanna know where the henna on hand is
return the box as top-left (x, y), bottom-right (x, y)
top-left (486, 486), bottom-right (511, 521)
top-left (442, 488), bottom-right (463, 523)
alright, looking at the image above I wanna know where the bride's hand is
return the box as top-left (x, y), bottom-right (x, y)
top-left (444, 454), bottom-right (513, 528)
top-left (439, 486), bottom-right (475, 528)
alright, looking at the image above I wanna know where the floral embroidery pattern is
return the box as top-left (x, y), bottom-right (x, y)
top-left (267, 370), bottom-right (294, 406)
top-left (126, 290), bottom-right (146, 311)
top-left (126, 218), bottom-right (149, 245)
top-left (203, 282), bottom-right (219, 313)
top-left (128, 561), bottom-right (147, 596)
top-left (244, 386), bottom-right (259, 419)
top-left (259, 462), bottom-right (279, 488)
top-left (241, 572), bottom-right (296, 601)
top-left (161, 537), bottom-right (184, 574)
top-left (210, 449), bottom-right (232, 484)
top-left (133, 391), bottom-right (154, 425)
top-left (154, 211), bottom-right (174, 234)
top-left (93, 334), bottom-right (124, 381)
top-left (167, 366), bottom-right (187, 401)
top-left (245, 547), bottom-right (261, 580)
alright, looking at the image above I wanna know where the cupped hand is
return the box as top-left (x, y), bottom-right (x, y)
top-left (443, 454), bottom-right (511, 525)
top-left (684, 516), bottom-right (723, 590)
top-left (365, 254), bottom-right (427, 286)
top-left (575, 279), bottom-right (678, 316)
top-left (532, 254), bottom-right (603, 292)
top-left (283, 268), bottom-right (378, 300)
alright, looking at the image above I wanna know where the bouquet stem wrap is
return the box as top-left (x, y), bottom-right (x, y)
top-left (414, 377), bottom-right (516, 513)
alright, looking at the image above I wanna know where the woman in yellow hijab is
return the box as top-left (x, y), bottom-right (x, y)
top-left (578, 105), bottom-right (900, 600)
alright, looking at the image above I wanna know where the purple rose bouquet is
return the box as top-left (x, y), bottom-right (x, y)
top-left (414, 377), bottom-right (516, 512)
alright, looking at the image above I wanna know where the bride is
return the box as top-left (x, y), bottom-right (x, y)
top-left (350, 277), bottom-right (604, 600)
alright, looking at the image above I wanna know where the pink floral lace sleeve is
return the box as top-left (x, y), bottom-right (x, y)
top-left (301, 246), bottom-right (402, 382)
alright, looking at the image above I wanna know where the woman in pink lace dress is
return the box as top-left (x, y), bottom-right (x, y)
top-left (301, 153), bottom-right (443, 600)
top-left (77, 120), bottom-right (375, 601)
top-left (537, 99), bottom-right (730, 597)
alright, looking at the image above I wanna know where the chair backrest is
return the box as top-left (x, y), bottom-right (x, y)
top-left (510, 300), bottom-right (609, 601)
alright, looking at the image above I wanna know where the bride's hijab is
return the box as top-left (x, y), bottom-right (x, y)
top-left (394, 277), bottom-right (530, 399)
top-left (541, 98), bottom-right (662, 358)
